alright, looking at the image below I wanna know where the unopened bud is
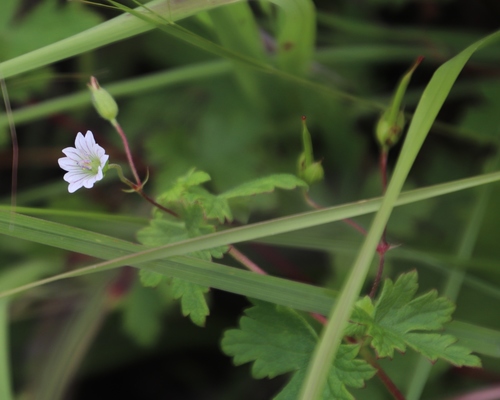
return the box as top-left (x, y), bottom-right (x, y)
top-left (374, 57), bottom-right (422, 151)
top-left (376, 110), bottom-right (405, 150)
top-left (297, 116), bottom-right (324, 185)
top-left (88, 76), bottom-right (118, 122)
top-left (300, 161), bottom-right (324, 185)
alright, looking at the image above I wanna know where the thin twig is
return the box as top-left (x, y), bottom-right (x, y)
top-left (359, 345), bottom-right (406, 400)
top-left (136, 189), bottom-right (179, 218)
top-left (228, 245), bottom-right (267, 275)
top-left (304, 192), bottom-right (367, 235)
top-left (112, 120), bottom-right (142, 186)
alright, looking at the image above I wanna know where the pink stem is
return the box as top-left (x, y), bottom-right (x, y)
top-left (112, 120), bottom-right (142, 186)
top-left (228, 245), bottom-right (267, 275)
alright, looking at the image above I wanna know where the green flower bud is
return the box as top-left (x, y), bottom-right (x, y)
top-left (300, 161), bottom-right (324, 185)
top-left (376, 110), bottom-right (405, 150)
top-left (88, 76), bottom-right (118, 122)
top-left (375, 56), bottom-right (422, 151)
top-left (297, 152), bottom-right (306, 174)
top-left (297, 116), bottom-right (324, 185)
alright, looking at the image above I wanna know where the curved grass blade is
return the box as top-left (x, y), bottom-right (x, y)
top-left (299, 29), bottom-right (500, 400)
top-left (0, 0), bottom-right (239, 79)
top-left (0, 171), bottom-right (499, 303)
top-left (0, 60), bottom-right (231, 129)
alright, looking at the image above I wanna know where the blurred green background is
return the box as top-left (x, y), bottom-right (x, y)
top-left (2, 0), bottom-right (500, 399)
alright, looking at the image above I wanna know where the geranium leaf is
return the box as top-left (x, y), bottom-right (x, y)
top-left (220, 174), bottom-right (307, 199)
top-left (222, 300), bottom-right (375, 399)
top-left (349, 271), bottom-right (482, 367)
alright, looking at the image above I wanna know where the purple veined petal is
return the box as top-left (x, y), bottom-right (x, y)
top-left (82, 179), bottom-right (96, 189)
top-left (58, 157), bottom-right (78, 170)
top-left (61, 148), bottom-right (85, 160)
top-left (59, 131), bottom-right (109, 193)
top-left (74, 132), bottom-right (85, 147)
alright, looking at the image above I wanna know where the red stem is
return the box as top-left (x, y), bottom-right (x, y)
top-left (365, 351), bottom-right (406, 400)
top-left (228, 245), bottom-right (267, 275)
top-left (380, 150), bottom-right (388, 194)
top-left (305, 192), bottom-right (367, 235)
top-left (228, 244), bottom-right (329, 325)
top-left (136, 189), bottom-right (179, 218)
top-left (370, 250), bottom-right (385, 298)
top-left (367, 150), bottom-right (391, 298)
top-left (112, 120), bottom-right (142, 186)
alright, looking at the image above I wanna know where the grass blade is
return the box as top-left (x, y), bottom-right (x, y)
top-left (298, 29), bottom-right (500, 400)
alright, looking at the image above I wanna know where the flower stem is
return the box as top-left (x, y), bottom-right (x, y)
top-left (228, 245), bottom-right (267, 275)
top-left (304, 192), bottom-right (367, 236)
top-left (111, 119), bottom-right (142, 187)
top-left (380, 150), bottom-right (388, 193)
top-left (228, 244), bottom-right (327, 325)
top-left (369, 150), bottom-right (391, 298)
top-left (304, 191), bottom-right (388, 297)
top-left (136, 189), bottom-right (179, 218)
top-left (108, 164), bottom-right (178, 217)
top-left (359, 345), bottom-right (406, 400)
top-left (370, 250), bottom-right (386, 298)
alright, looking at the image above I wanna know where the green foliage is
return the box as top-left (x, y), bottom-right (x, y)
top-left (156, 169), bottom-right (306, 223)
top-left (375, 57), bottom-right (421, 151)
top-left (122, 282), bottom-right (166, 346)
top-left (346, 271), bottom-right (481, 367)
top-left (137, 217), bottom-right (214, 326)
top-left (170, 278), bottom-right (210, 327)
top-left (219, 174), bottom-right (307, 199)
top-left (0, 0), bottom-right (101, 59)
top-left (137, 169), bottom-right (307, 326)
top-left (0, 0), bottom-right (102, 104)
top-left (221, 300), bottom-right (376, 400)
top-left (1, 0), bottom-right (500, 398)
top-left (297, 117), bottom-right (324, 185)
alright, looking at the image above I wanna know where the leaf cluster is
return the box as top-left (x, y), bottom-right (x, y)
top-left (222, 271), bottom-right (481, 399)
top-left (346, 271), bottom-right (481, 367)
top-left (133, 169), bottom-right (306, 331)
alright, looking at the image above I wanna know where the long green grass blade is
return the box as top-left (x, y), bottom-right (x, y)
top-left (0, 170), bottom-right (499, 303)
top-left (109, 0), bottom-right (374, 107)
top-left (298, 29), bottom-right (500, 400)
top-left (0, 0), bottom-right (238, 79)
top-left (0, 261), bottom-right (60, 400)
top-left (0, 300), bottom-right (12, 400)
top-left (0, 60), bottom-right (230, 129)
top-left (406, 148), bottom-right (500, 399)
top-left (32, 275), bottom-right (113, 400)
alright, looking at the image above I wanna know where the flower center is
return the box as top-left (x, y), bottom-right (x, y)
top-left (79, 156), bottom-right (100, 173)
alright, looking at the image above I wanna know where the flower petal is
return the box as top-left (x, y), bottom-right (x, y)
top-left (59, 131), bottom-right (108, 193)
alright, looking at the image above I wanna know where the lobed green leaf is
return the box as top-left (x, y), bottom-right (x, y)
top-left (222, 300), bottom-right (375, 399)
top-left (170, 278), bottom-right (210, 327)
top-left (220, 174), bottom-right (307, 199)
top-left (349, 271), bottom-right (481, 367)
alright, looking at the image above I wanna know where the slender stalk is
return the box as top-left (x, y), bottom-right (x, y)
top-left (136, 189), bottom-right (179, 218)
top-left (305, 190), bottom-right (388, 297)
top-left (304, 192), bottom-right (367, 235)
top-left (228, 245), bottom-right (327, 325)
top-left (380, 150), bottom-right (388, 193)
top-left (359, 346), bottom-right (406, 400)
top-left (111, 120), bottom-right (142, 187)
top-left (228, 245), bottom-right (267, 275)
top-left (369, 149), bottom-right (391, 298)
top-left (369, 251), bottom-right (386, 299)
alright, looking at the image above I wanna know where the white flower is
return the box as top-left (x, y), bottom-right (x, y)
top-left (58, 131), bottom-right (109, 193)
